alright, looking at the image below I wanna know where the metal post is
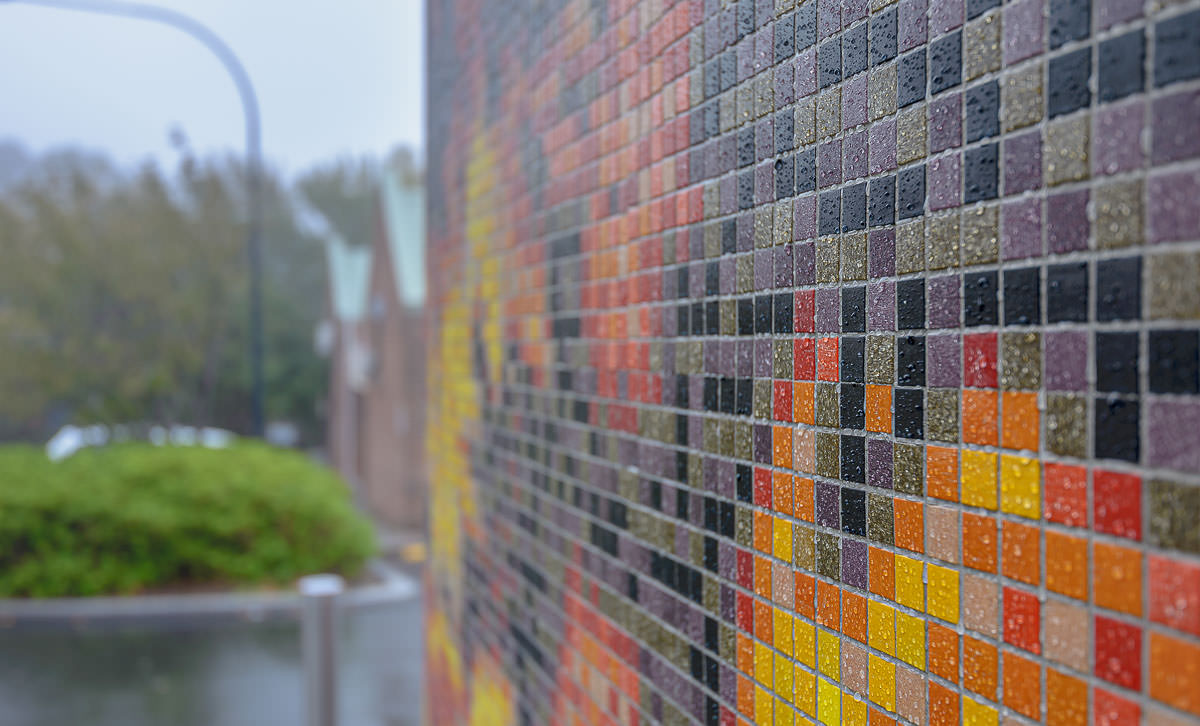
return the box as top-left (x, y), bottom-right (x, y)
top-left (3, 0), bottom-right (267, 437)
top-left (299, 573), bottom-right (343, 726)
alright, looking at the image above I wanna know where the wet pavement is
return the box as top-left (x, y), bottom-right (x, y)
top-left (0, 595), bottom-right (423, 726)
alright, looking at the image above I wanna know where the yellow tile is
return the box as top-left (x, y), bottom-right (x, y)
top-left (843, 692), bottom-right (867, 726)
top-left (963, 695), bottom-right (999, 726)
top-left (818, 629), bottom-right (840, 679)
top-left (757, 685), bottom-right (774, 725)
top-left (895, 554), bottom-right (925, 612)
top-left (775, 608), bottom-right (794, 657)
top-left (895, 611), bottom-right (926, 670)
top-left (776, 652), bottom-right (794, 698)
top-left (927, 564), bottom-right (960, 623)
top-left (756, 641), bottom-right (774, 688)
top-left (868, 654), bottom-right (897, 712)
top-left (961, 450), bottom-right (998, 509)
top-left (796, 620), bottom-right (816, 667)
top-left (999, 454), bottom-right (1040, 519)
top-left (775, 698), bottom-right (795, 726)
top-left (794, 666), bottom-right (816, 715)
top-left (775, 517), bottom-right (794, 562)
top-left (867, 600), bottom-right (895, 656)
top-left (818, 678), bottom-right (841, 726)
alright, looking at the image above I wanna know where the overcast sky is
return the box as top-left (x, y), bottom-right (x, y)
top-left (0, 0), bottom-right (424, 176)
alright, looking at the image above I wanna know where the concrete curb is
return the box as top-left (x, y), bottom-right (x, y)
top-left (0, 560), bottom-right (419, 632)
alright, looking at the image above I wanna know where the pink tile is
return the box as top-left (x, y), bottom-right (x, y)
top-left (843, 74), bottom-right (869, 130)
top-left (930, 0), bottom-right (965, 34)
top-left (1002, 197), bottom-right (1043, 260)
top-left (899, 0), bottom-right (928, 51)
top-left (1148, 169), bottom-right (1200, 244)
top-left (1004, 0), bottom-right (1044, 65)
top-left (1093, 101), bottom-right (1144, 177)
top-left (930, 153), bottom-right (963, 211)
top-left (930, 93), bottom-right (964, 153)
top-left (869, 117), bottom-right (898, 174)
top-left (845, 130), bottom-right (869, 181)
top-left (1044, 330), bottom-right (1088, 391)
top-left (1047, 189), bottom-right (1089, 253)
top-left (1004, 130), bottom-right (1042, 195)
top-left (1147, 400), bottom-right (1200, 473)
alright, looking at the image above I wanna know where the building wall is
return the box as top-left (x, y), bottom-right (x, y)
top-left (424, 1), bottom-right (1200, 724)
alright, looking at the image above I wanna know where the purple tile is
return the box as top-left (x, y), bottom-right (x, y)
top-left (868, 439), bottom-right (894, 489)
top-left (755, 248), bottom-right (773, 289)
top-left (738, 212), bottom-right (755, 252)
top-left (1004, 0), bottom-right (1044, 65)
top-left (928, 333), bottom-right (962, 387)
top-left (845, 130), bottom-right (869, 180)
top-left (1148, 169), bottom-right (1200, 244)
top-left (796, 240), bottom-right (817, 282)
top-left (1093, 101), bottom-right (1144, 177)
top-left (1004, 130), bottom-right (1042, 194)
top-left (704, 341), bottom-right (720, 373)
top-left (843, 0), bottom-right (869, 25)
top-left (820, 0), bottom-right (842, 39)
top-left (721, 257), bottom-right (736, 294)
top-left (757, 118), bottom-right (775, 161)
top-left (819, 139), bottom-right (844, 188)
top-left (843, 74), bottom-right (869, 130)
top-left (869, 229), bottom-right (896, 278)
top-left (899, 0), bottom-right (928, 51)
top-left (1002, 197), bottom-right (1043, 260)
top-left (817, 288), bottom-right (841, 332)
top-left (841, 540), bottom-right (868, 589)
top-left (869, 117), bottom-right (898, 174)
top-left (868, 279), bottom-right (897, 331)
top-left (755, 26), bottom-right (774, 74)
top-left (929, 94), bottom-right (963, 153)
top-left (775, 245), bottom-right (795, 287)
top-left (754, 424), bottom-right (772, 463)
top-left (1097, 0), bottom-right (1142, 29)
top-left (720, 341), bottom-right (737, 376)
top-left (795, 197), bottom-right (818, 240)
top-left (1147, 400), bottom-right (1200, 473)
top-left (737, 340), bottom-right (754, 376)
top-left (817, 481), bottom-right (841, 528)
top-left (776, 61), bottom-right (796, 106)
top-left (930, 0), bottom-right (964, 35)
top-left (1044, 330), bottom-right (1087, 391)
top-left (738, 36), bottom-right (757, 82)
top-left (755, 340), bottom-right (772, 378)
top-left (690, 261), bottom-right (706, 298)
top-left (928, 274), bottom-right (961, 328)
top-left (721, 174), bottom-right (738, 215)
top-left (929, 153), bottom-right (963, 211)
top-left (756, 161), bottom-right (775, 203)
top-left (1046, 189), bottom-right (1089, 253)
top-left (1153, 89), bottom-right (1200, 165)
top-left (797, 48), bottom-right (817, 97)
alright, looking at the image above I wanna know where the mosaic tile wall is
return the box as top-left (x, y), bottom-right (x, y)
top-left (423, 0), bottom-right (1200, 724)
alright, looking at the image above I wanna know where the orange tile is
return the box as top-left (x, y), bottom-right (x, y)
top-left (773, 472), bottom-right (793, 514)
top-left (1045, 531), bottom-right (1088, 600)
top-left (754, 511), bottom-right (772, 553)
top-left (1003, 651), bottom-right (1042, 720)
top-left (817, 580), bottom-right (840, 629)
top-left (1094, 541), bottom-right (1143, 616)
top-left (737, 673), bottom-right (754, 716)
top-left (1047, 668), bottom-right (1088, 726)
top-left (795, 573), bottom-right (815, 619)
top-left (929, 681), bottom-right (960, 726)
top-left (1149, 632), bottom-right (1200, 716)
top-left (962, 513), bottom-right (998, 573)
top-left (869, 546), bottom-right (895, 599)
top-left (866, 384), bottom-right (892, 433)
top-left (737, 633), bottom-right (754, 673)
top-left (868, 707), bottom-right (896, 726)
top-left (794, 477), bottom-right (815, 522)
top-left (1001, 520), bottom-right (1041, 586)
top-left (772, 425), bottom-right (792, 468)
top-left (817, 337), bottom-right (839, 382)
top-left (794, 382), bottom-right (815, 425)
top-left (754, 555), bottom-right (772, 598)
top-left (962, 389), bottom-right (999, 446)
top-left (1001, 390), bottom-right (1040, 451)
top-left (963, 635), bottom-right (999, 700)
top-left (754, 599), bottom-right (773, 642)
top-left (894, 499), bottom-right (925, 553)
top-left (928, 622), bottom-right (959, 682)
top-left (843, 590), bottom-right (868, 643)
top-left (926, 445), bottom-right (959, 501)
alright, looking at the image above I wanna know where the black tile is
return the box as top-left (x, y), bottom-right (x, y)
top-left (736, 378), bottom-right (754, 416)
top-left (797, 148), bottom-right (817, 193)
top-left (841, 383), bottom-right (866, 429)
top-left (819, 190), bottom-right (841, 235)
top-left (1096, 332), bottom-right (1139, 393)
top-left (737, 0), bottom-right (756, 40)
top-left (844, 22), bottom-right (869, 76)
top-left (755, 295), bottom-right (773, 333)
top-left (896, 334), bottom-right (926, 386)
top-left (842, 335), bottom-right (865, 382)
top-left (776, 110), bottom-right (795, 154)
top-left (677, 304), bottom-right (691, 336)
top-left (721, 50), bottom-right (738, 92)
top-left (1149, 330), bottom-right (1200, 394)
top-left (964, 271), bottom-right (999, 326)
top-left (1003, 267), bottom-right (1040, 325)
top-left (841, 487), bottom-right (867, 534)
top-left (738, 171), bottom-right (755, 209)
top-left (736, 463), bottom-right (753, 502)
top-left (737, 297), bottom-right (755, 335)
top-left (676, 374), bottom-right (690, 409)
top-left (1099, 30), bottom-right (1145, 102)
top-left (843, 286), bottom-right (867, 332)
top-left (705, 102), bottom-right (720, 139)
top-left (692, 301), bottom-right (706, 335)
top-left (894, 388), bottom-right (925, 439)
top-left (719, 376), bottom-right (737, 413)
top-left (897, 164), bottom-right (926, 219)
top-left (897, 279), bottom-right (926, 329)
top-left (899, 48), bottom-right (927, 106)
top-left (704, 58), bottom-right (721, 99)
top-left (929, 30), bottom-right (962, 95)
top-left (1095, 397), bottom-right (1139, 462)
top-left (706, 261), bottom-right (720, 295)
top-left (1048, 47), bottom-right (1092, 117)
top-left (967, 0), bottom-right (1000, 19)
top-left (775, 293), bottom-right (794, 333)
top-left (870, 8), bottom-right (898, 66)
top-left (722, 219), bottom-right (738, 255)
top-left (1049, 0), bottom-right (1091, 49)
top-left (706, 300), bottom-right (720, 334)
top-left (843, 182), bottom-right (868, 231)
top-left (819, 38), bottom-right (842, 87)
top-left (796, 2), bottom-right (817, 50)
top-left (719, 501), bottom-right (734, 536)
top-left (869, 175), bottom-right (896, 227)
top-left (1047, 262), bottom-right (1089, 323)
top-left (965, 80), bottom-right (1000, 142)
top-left (704, 377), bottom-right (719, 412)
top-left (964, 143), bottom-right (999, 202)
top-left (677, 267), bottom-right (689, 298)
top-left (1154, 9), bottom-right (1200, 87)
top-left (1096, 257), bottom-right (1141, 321)
top-left (776, 155), bottom-right (796, 199)
top-left (737, 127), bottom-right (755, 167)
top-left (776, 12), bottom-right (797, 62)
top-left (841, 436), bottom-right (866, 484)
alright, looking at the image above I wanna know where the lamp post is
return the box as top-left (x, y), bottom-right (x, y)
top-left (5, 0), bottom-right (266, 437)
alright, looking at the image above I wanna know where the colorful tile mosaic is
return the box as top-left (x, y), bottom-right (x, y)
top-left (424, 0), bottom-right (1200, 724)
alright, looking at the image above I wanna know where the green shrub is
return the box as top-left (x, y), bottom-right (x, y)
top-left (0, 442), bottom-right (377, 597)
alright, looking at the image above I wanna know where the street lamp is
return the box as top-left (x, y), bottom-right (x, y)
top-left (4, 0), bottom-right (267, 437)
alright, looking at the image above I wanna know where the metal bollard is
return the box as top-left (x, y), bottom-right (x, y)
top-left (299, 574), bottom-right (344, 726)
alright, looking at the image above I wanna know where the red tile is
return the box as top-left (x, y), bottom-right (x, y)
top-left (795, 289), bottom-right (815, 333)
top-left (795, 338), bottom-right (816, 380)
top-left (1044, 463), bottom-right (1088, 527)
top-left (736, 590), bottom-right (754, 632)
top-left (754, 468), bottom-right (772, 508)
top-left (964, 333), bottom-right (998, 388)
top-left (1003, 587), bottom-right (1041, 654)
top-left (818, 337), bottom-right (840, 382)
top-left (773, 381), bottom-right (793, 421)
top-left (737, 550), bottom-right (754, 590)
top-left (1150, 555), bottom-right (1200, 637)
top-left (1093, 469), bottom-right (1141, 540)
top-left (1094, 688), bottom-right (1139, 726)
top-left (1095, 615), bottom-right (1142, 690)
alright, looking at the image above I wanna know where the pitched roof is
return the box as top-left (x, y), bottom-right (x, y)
top-left (379, 169), bottom-right (425, 307)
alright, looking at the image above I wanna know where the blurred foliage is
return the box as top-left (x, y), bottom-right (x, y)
top-left (297, 146), bottom-right (422, 247)
top-left (0, 442), bottom-right (376, 597)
